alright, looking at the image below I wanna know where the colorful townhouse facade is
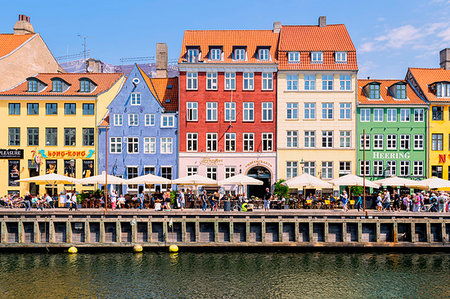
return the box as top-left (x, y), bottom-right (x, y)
top-left (0, 73), bottom-right (124, 195)
top-left (98, 60), bottom-right (178, 194)
top-left (276, 17), bottom-right (358, 186)
top-left (356, 79), bottom-right (427, 180)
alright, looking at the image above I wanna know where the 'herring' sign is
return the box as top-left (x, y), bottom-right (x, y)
top-left (0, 149), bottom-right (24, 159)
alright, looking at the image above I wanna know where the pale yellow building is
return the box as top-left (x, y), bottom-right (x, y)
top-left (276, 18), bottom-right (358, 188)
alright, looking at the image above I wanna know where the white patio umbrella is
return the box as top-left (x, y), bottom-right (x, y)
top-left (283, 173), bottom-right (333, 189)
top-left (374, 176), bottom-right (426, 188)
top-left (330, 174), bottom-right (379, 188)
top-left (218, 174), bottom-right (264, 186)
top-left (78, 171), bottom-right (127, 185)
top-left (420, 177), bottom-right (450, 189)
top-left (126, 173), bottom-right (172, 185)
top-left (17, 173), bottom-right (79, 185)
top-left (172, 174), bottom-right (218, 186)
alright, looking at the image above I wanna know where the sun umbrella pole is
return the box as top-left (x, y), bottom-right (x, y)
top-left (105, 125), bottom-right (108, 213)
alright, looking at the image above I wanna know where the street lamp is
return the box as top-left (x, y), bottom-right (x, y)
top-left (70, 158), bottom-right (75, 178)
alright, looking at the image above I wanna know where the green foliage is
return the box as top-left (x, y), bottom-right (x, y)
top-left (170, 190), bottom-right (177, 206)
top-left (93, 189), bottom-right (103, 199)
top-left (350, 186), bottom-right (364, 196)
top-left (274, 179), bottom-right (289, 199)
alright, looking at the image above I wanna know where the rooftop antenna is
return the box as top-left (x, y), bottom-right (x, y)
top-left (78, 35), bottom-right (88, 73)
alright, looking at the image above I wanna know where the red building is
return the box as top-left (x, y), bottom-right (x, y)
top-left (178, 24), bottom-right (280, 197)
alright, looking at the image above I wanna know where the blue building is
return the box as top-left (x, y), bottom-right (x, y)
top-left (98, 64), bottom-right (178, 194)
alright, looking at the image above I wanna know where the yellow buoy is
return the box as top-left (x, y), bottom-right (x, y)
top-left (133, 245), bottom-right (143, 253)
top-left (169, 244), bottom-right (179, 253)
top-left (68, 246), bottom-right (78, 254)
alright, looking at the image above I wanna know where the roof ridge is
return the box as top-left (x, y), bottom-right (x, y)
top-left (184, 29), bottom-right (275, 32)
top-left (282, 24), bottom-right (345, 27)
top-left (409, 67), bottom-right (446, 70)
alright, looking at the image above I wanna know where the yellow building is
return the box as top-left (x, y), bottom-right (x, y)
top-left (276, 18), bottom-right (358, 188)
top-left (0, 73), bottom-right (124, 196)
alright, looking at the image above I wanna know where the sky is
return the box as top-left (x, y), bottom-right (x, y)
top-left (1, 0), bottom-right (450, 78)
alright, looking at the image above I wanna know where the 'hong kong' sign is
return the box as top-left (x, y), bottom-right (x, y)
top-left (35, 149), bottom-right (95, 159)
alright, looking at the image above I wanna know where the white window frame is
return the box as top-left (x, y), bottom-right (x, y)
top-left (304, 131), bottom-right (315, 148)
top-left (234, 48), bottom-right (246, 61)
top-left (225, 133), bottom-right (236, 152)
top-left (286, 103), bottom-right (298, 120)
top-left (287, 75), bottom-right (298, 91)
top-left (145, 114), bottom-right (155, 126)
top-left (339, 75), bottom-right (351, 91)
top-left (322, 103), bottom-right (333, 120)
top-left (144, 137), bottom-right (156, 154)
top-left (287, 131), bottom-right (298, 148)
top-left (210, 48), bottom-right (221, 61)
top-left (304, 75), bottom-right (316, 90)
top-left (321, 161), bottom-right (333, 179)
top-left (304, 103), bottom-right (316, 119)
top-left (339, 131), bottom-right (351, 148)
top-left (373, 108), bottom-right (383, 122)
top-left (335, 51), bottom-right (347, 63)
top-left (243, 133), bottom-right (254, 152)
top-left (128, 114), bottom-right (138, 126)
top-left (360, 134), bottom-right (370, 150)
top-left (288, 52), bottom-right (300, 63)
top-left (187, 166), bottom-right (198, 176)
top-left (110, 137), bottom-right (122, 154)
top-left (161, 115), bottom-right (174, 128)
top-left (311, 51), bottom-right (323, 63)
top-left (114, 114), bottom-right (123, 126)
top-left (258, 48), bottom-right (270, 61)
top-left (187, 133), bottom-right (198, 152)
top-left (127, 137), bottom-right (139, 154)
top-left (206, 133), bottom-right (217, 152)
top-left (224, 73), bottom-right (236, 90)
top-left (262, 132), bottom-right (273, 152)
top-left (186, 102), bottom-right (198, 121)
top-left (224, 102), bottom-right (236, 122)
top-left (360, 160), bottom-right (370, 176)
top-left (262, 73), bottom-right (273, 90)
top-left (186, 72), bottom-right (198, 90)
top-left (414, 134), bottom-right (424, 150)
top-left (206, 72), bottom-right (218, 90)
top-left (400, 134), bottom-right (410, 150)
top-left (400, 109), bottom-right (411, 122)
top-left (304, 162), bottom-right (315, 176)
top-left (322, 131), bottom-right (333, 148)
top-left (322, 75), bottom-right (333, 90)
top-left (262, 102), bottom-right (273, 121)
top-left (243, 102), bottom-right (254, 122)
top-left (206, 102), bottom-right (218, 122)
top-left (206, 167), bottom-right (217, 180)
top-left (373, 134), bottom-right (384, 150)
top-left (339, 103), bottom-right (351, 120)
top-left (360, 109), bottom-right (370, 122)
top-left (225, 166), bottom-right (236, 179)
top-left (373, 161), bottom-right (383, 177)
top-left (399, 161), bottom-right (410, 177)
top-left (387, 134), bottom-right (397, 150)
top-left (339, 161), bottom-right (351, 176)
top-left (387, 109), bottom-right (397, 122)
top-left (243, 72), bottom-right (254, 90)
top-left (160, 137), bottom-right (173, 154)
top-left (413, 161), bottom-right (423, 177)
top-left (387, 161), bottom-right (397, 176)
top-left (414, 109), bottom-right (424, 122)
top-left (131, 92), bottom-right (141, 105)
top-left (286, 161), bottom-right (298, 179)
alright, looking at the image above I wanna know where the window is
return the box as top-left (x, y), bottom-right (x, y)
top-left (436, 82), bottom-right (450, 97)
top-left (400, 135), bottom-right (410, 150)
top-left (339, 103), bottom-right (351, 119)
top-left (127, 166), bottom-right (138, 181)
top-left (262, 102), bottom-right (273, 121)
top-left (339, 162), bottom-right (351, 176)
top-left (258, 48), bottom-right (270, 61)
top-left (161, 115), bottom-right (174, 127)
top-left (82, 103), bottom-right (94, 115)
top-left (262, 133), bottom-right (273, 151)
top-left (399, 161), bottom-right (410, 177)
top-left (387, 161), bottom-right (397, 176)
top-left (144, 137), bottom-right (156, 154)
top-left (243, 102), bottom-right (254, 121)
top-left (225, 133), bottom-right (236, 152)
top-left (387, 134), bottom-right (397, 150)
top-left (243, 73), bottom-right (254, 90)
top-left (321, 161), bottom-right (333, 179)
top-left (432, 106), bottom-right (443, 121)
top-left (286, 103), bottom-right (298, 119)
top-left (225, 73), bottom-right (236, 90)
top-left (413, 161), bottom-right (423, 177)
top-left (128, 114), bottom-right (138, 126)
top-left (206, 133), bottom-right (217, 152)
top-left (286, 131), bottom-right (298, 148)
top-left (322, 103), bottom-right (333, 119)
top-left (206, 72), bottom-right (218, 90)
top-left (114, 114), bottom-right (123, 126)
top-left (127, 137), bottom-right (139, 153)
top-left (432, 133), bottom-right (443, 151)
top-left (186, 72), bottom-right (198, 90)
top-left (27, 128), bottom-right (39, 146)
top-left (288, 52), bottom-right (300, 63)
top-left (234, 48), bottom-right (245, 61)
top-left (187, 166), bottom-right (198, 176)
top-left (82, 128), bottom-right (94, 146)
top-left (80, 79), bottom-right (91, 92)
top-left (243, 133), bottom-right (254, 152)
top-left (360, 134), bottom-right (370, 150)
top-left (52, 80), bottom-right (62, 92)
top-left (360, 161), bottom-right (370, 176)
top-left (262, 73), bottom-right (273, 90)
top-left (210, 48), bottom-right (221, 60)
top-left (400, 109), bottom-right (410, 122)
top-left (286, 161), bottom-right (298, 179)
top-left (373, 134), bottom-right (384, 150)
top-left (304, 103), bottom-right (316, 119)
top-left (45, 128), bottom-right (57, 146)
top-left (335, 51), bottom-right (347, 63)
top-left (304, 75), bottom-right (316, 90)
top-left (386, 109), bottom-right (397, 122)
top-left (432, 166), bottom-right (443, 178)
top-left (395, 84), bottom-right (407, 99)
top-left (304, 131), bottom-right (315, 148)
top-left (130, 93), bottom-right (141, 105)
top-left (187, 48), bottom-right (198, 63)
top-left (161, 167), bottom-right (172, 186)
top-left (414, 109), bottom-right (424, 122)
top-left (8, 128), bottom-right (20, 146)
top-left (322, 131), bottom-right (333, 148)
top-left (225, 167), bottom-right (236, 179)
top-left (360, 108), bottom-right (370, 122)
top-left (414, 135), bottom-right (424, 150)
top-left (27, 103), bottom-right (39, 115)
top-left (110, 137), bottom-right (122, 153)
top-left (64, 128), bottom-right (76, 146)
top-left (28, 80), bottom-right (38, 92)
top-left (373, 108), bottom-right (383, 122)
top-left (160, 137), bottom-right (173, 154)
top-left (144, 166), bottom-right (155, 175)
top-left (46, 103), bottom-right (57, 115)
top-left (311, 52), bottom-right (323, 63)
top-left (64, 103), bottom-right (76, 115)
top-left (225, 102), bottom-right (236, 121)
top-left (304, 162), bottom-right (315, 176)
top-left (187, 133), bottom-right (197, 152)
top-left (186, 102), bottom-right (198, 121)
top-left (145, 114), bottom-right (155, 126)
top-left (373, 161), bottom-right (383, 176)
top-left (8, 103), bottom-right (20, 115)
top-left (206, 102), bottom-right (218, 121)
top-left (369, 84), bottom-right (380, 99)
top-left (339, 75), bottom-right (351, 90)
top-left (339, 131), bottom-right (351, 148)
top-left (287, 75), bottom-right (298, 91)
top-left (322, 75), bottom-right (333, 90)
top-left (206, 167), bottom-right (217, 180)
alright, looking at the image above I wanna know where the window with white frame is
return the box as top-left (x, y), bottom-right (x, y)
top-left (436, 82), bottom-right (450, 97)
top-left (400, 109), bottom-right (410, 122)
top-left (432, 133), bottom-right (443, 151)
top-left (262, 133), bottom-right (273, 151)
top-left (225, 73), bottom-right (236, 90)
top-left (373, 109), bottom-right (383, 122)
top-left (186, 102), bottom-right (198, 121)
top-left (339, 103), bottom-right (351, 119)
top-left (304, 103), bottom-right (316, 119)
top-left (127, 167), bottom-right (138, 187)
top-left (400, 134), bottom-right (410, 150)
top-left (414, 109), bottom-right (424, 122)
top-left (243, 73), bottom-right (254, 90)
top-left (286, 103), bottom-right (298, 119)
top-left (373, 160), bottom-right (383, 176)
top-left (206, 102), bottom-right (218, 121)
top-left (360, 134), bottom-right (370, 150)
top-left (414, 134), bottom-right (424, 150)
top-left (262, 73), bottom-right (273, 90)
top-left (206, 133), bottom-right (217, 152)
top-left (322, 131), bottom-right (333, 148)
top-left (322, 161), bottom-right (333, 179)
top-left (287, 75), bottom-right (298, 91)
top-left (187, 48), bottom-right (198, 63)
top-left (206, 72), bottom-right (218, 90)
top-left (114, 114), bottom-right (123, 126)
top-left (286, 131), bottom-right (298, 148)
top-left (399, 161), bottom-right (410, 176)
top-left (387, 161), bottom-right (397, 176)
top-left (304, 162), bottom-right (315, 176)
top-left (373, 134), bottom-right (384, 150)
top-left (339, 161), bottom-right (351, 176)
top-left (187, 133), bottom-right (197, 152)
top-left (224, 102), bottom-right (236, 121)
top-left (360, 161), bottom-right (370, 176)
top-left (145, 114), bottom-right (155, 126)
top-left (387, 134), bottom-right (397, 150)
top-left (234, 48), bottom-right (245, 61)
top-left (262, 102), bottom-right (273, 121)
top-left (322, 75), bottom-right (333, 90)
top-left (186, 72), bottom-right (198, 90)
top-left (225, 133), bottom-right (236, 152)
top-left (144, 166), bottom-right (155, 175)
top-left (304, 75), bottom-right (316, 90)
top-left (413, 161), bottom-right (423, 177)
top-left (160, 137), bottom-right (173, 154)
top-left (144, 137), bottom-right (156, 154)
top-left (127, 137), bottom-right (139, 153)
top-left (210, 48), bottom-right (221, 61)
top-left (243, 102), bottom-right (254, 121)
top-left (161, 115), bottom-right (174, 127)
top-left (286, 161), bottom-right (298, 179)
top-left (131, 92), bottom-right (141, 105)
top-left (258, 48), bottom-right (270, 61)
top-left (360, 108), bottom-right (370, 122)
top-left (161, 167), bottom-right (172, 189)
top-left (335, 51), bottom-right (347, 63)
top-left (339, 75), bottom-right (351, 90)
top-left (322, 103), bottom-right (333, 119)
top-left (187, 166), bottom-right (198, 176)
top-left (339, 131), bottom-right (351, 148)
top-left (243, 133), bottom-right (254, 152)
top-left (225, 167), bottom-right (236, 179)
top-left (128, 114), bottom-right (138, 126)
top-left (288, 52), bottom-right (300, 63)
top-left (311, 51), bottom-right (323, 63)
top-left (387, 109), bottom-right (397, 122)
top-left (110, 137), bottom-right (122, 153)
top-left (206, 167), bottom-right (217, 180)
top-left (304, 131), bottom-right (315, 148)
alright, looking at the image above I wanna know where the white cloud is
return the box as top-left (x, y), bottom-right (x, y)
top-left (359, 42), bottom-right (375, 53)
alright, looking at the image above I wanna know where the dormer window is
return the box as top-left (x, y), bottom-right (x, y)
top-left (368, 83), bottom-right (380, 99)
top-left (52, 80), bottom-right (63, 92)
top-left (210, 48), bottom-right (221, 61)
top-left (187, 48), bottom-right (199, 63)
top-left (288, 52), bottom-right (300, 63)
top-left (311, 52), bottom-right (323, 63)
top-left (234, 48), bottom-right (246, 61)
top-left (395, 84), bottom-right (407, 99)
top-left (28, 80), bottom-right (38, 92)
top-left (335, 52), bottom-right (347, 63)
top-left (80, 79), bottom-right (91, 93)
top-left (436, 82), bottom-right (450, 98)
top-left (258, 48), bottom-right (270, 61)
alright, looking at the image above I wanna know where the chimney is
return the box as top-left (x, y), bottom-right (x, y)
top-left (318, 16), bottom-right (326, 27)
top-left (273, 21), bottom-right (281, 34)
top-left (13, 14), bottom-right (35, 35)
top-left (156, 43), bottom-right (168, 78)
top-left (440, 48), bottom-right (450, 70)
top-left (86, 58), bottom-right (103, 73)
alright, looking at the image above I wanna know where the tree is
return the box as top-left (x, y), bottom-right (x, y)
top-left (350, 186), bottom-right (364, 196)
top-left (274, 179), bottom-right (289, 199)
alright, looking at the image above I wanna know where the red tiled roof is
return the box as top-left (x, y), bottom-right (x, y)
top-left (0, 73), bottom-right (123, 96)
top-left (137, 66), bottom-right (178, 111)
top-left (408, 67), bottom-right (450, 102)
top-left (99, 114), bottom-right (109, 127)
top-left (0, 33), bottom-right (35, 58)
top-left (178, 30), bottom-right (279, 64)
top-left (357, 79), bottom-right (426, 105)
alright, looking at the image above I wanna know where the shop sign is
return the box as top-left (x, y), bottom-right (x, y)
top-left (245, 160), bottom-right (273, 168)
top-left (36, 149), bottom-right (95, 159)
top-left (438, 154), bottom-right (450, 164)
top-left (0, 149), bottom-right (23, 159)
top-left (8, 160), bottom-right (20, 186)
top-left (200, 158), bottom-right (223, 165)
top-left (372, 152), bottom-right (411, 159)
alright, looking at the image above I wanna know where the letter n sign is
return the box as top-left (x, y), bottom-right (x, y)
top-left (439, 154), bottom-right (446, 163)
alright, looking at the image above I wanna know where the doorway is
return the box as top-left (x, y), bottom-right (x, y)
top-left (29, 167), bottom-right (39, 196)
top-left (246, 166), bottom-right (271, 199)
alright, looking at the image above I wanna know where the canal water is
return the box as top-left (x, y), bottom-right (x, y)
top-left (0, 252), bottom-right (448, 298)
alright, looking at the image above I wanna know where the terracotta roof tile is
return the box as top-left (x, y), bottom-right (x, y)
top-left (408, 67), bottom-right (450, 102)
top-left (357, 79), bottom-right (426, 105)
top-left (99, 114), bottom-right (109, 127)
top-left (0, 33), bottom-right (35, 58)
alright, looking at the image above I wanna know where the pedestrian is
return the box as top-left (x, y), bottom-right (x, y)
top-left (178, 189), bottom-right (186, 211)
top-left (24, 192), bottom-right (32, 211)
top-left (138, 190), bottom-right (144, 210)
top-left (376, 193), bottom-right (383, 212)
top-left (163, 188), bottom-right (171, 211)
top-left (341, 190), bottom-right (348, 212)
top-left (438, 192), bottom-right (446, 212)
top-left (393, 190), bottom-right (400, 212)
top-left (356, 194), bottom-right (362, 212)
top-left (69, 192), bottom-right (78, 211)
top-left (200, 190), bottom-right (207, 211)
top-left (209, 192), bottom-right (216, 211)
top-left (111, 190), bottom-right (117, 210)
top-left (45, 193), bottom-right (54, 208)
top-left (263, 187), bottom-right (272, 211)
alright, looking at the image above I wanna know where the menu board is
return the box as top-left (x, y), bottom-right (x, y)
top-left (8, 160), bottom-right (20, 186)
